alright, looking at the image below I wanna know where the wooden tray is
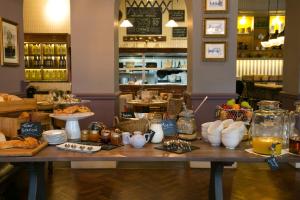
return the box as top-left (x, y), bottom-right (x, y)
top-left (0, 141), bottom-right (48, 157)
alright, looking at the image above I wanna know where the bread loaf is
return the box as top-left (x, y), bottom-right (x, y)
top-left (0, 137), bottom-right (39, 149)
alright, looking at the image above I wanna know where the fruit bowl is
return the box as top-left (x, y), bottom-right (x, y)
top-left (216, 106), bottom-right (253, 124)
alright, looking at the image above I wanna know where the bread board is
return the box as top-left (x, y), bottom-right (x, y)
top-left (0, 98), bottom-right (37, 114)
top-left (0, 141), bottom-right (48, 157)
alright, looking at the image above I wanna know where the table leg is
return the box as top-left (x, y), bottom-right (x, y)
top-left (27, 162), bottom-right (46, 200)
top-left (209, 162), bottom-right (233, 200)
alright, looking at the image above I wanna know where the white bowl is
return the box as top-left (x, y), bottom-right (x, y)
top-left (222, 119), bottom-right (234, 128)
top-left (228, 121), bottom-right (246, 141)
top-left (207, 133), bottom-right (221, 146)
top-left (201, 122), bottom-right (212, 142)
top-left (221, 133), bottom-right (241, 149)
top-left (207, 120), bottom-right (223, 135)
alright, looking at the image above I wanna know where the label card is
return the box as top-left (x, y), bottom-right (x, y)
top-left (20, 122), bottom-right (42, 138)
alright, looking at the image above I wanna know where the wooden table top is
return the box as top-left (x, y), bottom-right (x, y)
top-left (1, 140), bottom-right (300, 163)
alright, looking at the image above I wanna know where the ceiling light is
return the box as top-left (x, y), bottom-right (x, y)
top-left (165, 19), bottom-right (178, 27)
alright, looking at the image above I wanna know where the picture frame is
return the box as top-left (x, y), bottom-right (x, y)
top-left (0, 18), bottom-right (19, 66)
top-left (203, 42), bottom-right (227, 61)
top-left (204, 18), bottom-right (227, 37)
top-left (205, 0), bottom-right (228, 12)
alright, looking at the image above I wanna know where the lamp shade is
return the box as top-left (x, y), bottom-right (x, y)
top-left (165, 19), bottom-right (178, 27)
top-left (120, 19), bottom-right (133, 28)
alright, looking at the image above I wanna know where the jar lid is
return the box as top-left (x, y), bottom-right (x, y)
top-left (257, 100), bottom-right (280, 110)
top-left (179, 103), bottom-right (194, 117)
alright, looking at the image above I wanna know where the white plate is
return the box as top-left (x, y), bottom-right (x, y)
top-left (56, 142), bottom-right (101, 153)
top-left (50, 112), bottom-right (94, 120)
top-left (43, 129), bottom-right (66, 136)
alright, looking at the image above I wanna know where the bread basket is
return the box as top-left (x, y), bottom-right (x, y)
top-left (114, 116), bottom-right (149, 133)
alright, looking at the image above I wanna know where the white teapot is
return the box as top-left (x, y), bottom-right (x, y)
top-left (126, 131), bottom-right (151, 148)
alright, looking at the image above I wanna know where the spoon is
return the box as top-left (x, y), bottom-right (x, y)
top-left (194, 96), bottom-right (208, 114)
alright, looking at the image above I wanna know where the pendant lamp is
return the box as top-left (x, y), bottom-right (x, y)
top-left (120, 19), bottom-right (133, 28)
top-left (165, 0), bottom-right (178, 27)
top-left (165, 19), bottom-right (178, 27)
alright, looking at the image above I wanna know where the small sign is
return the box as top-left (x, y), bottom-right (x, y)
top-left (121, 112), bottom-right (134, 119)
top-left (20, 122), bottom-right (42, 138)
top-left (169, 10), bottom-right (185, 22)
top-left (172, 27), bottom-right (187, 38)
top-left (161, 119), bottom-right (177, 136)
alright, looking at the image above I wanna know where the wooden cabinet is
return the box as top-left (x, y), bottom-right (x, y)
top-left (24, 33), bottom-right (71, 82)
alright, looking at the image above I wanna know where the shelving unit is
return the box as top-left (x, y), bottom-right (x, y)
top-left (119, 49), bottom-right (188, 85)
top-left (24, 33), bottom-right (70, 82)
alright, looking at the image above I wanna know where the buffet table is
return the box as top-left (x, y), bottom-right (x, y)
top-left (1, 141), bottom-right (300, 200)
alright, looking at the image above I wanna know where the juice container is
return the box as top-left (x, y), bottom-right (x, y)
top-left (251, 101), bottom-right (285, 155)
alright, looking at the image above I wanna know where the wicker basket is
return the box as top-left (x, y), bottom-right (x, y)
top-left (216, 106), bottom-right (253, 124)
top-left (115, 116), bottom-right (149, 133)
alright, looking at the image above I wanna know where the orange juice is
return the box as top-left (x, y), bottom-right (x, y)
top-left (252, 137), bottom-right (282, 155)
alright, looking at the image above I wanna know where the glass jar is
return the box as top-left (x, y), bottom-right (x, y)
top-left (88, 130), bottom-right (100, 142)
top-left (81, 129), bottom-right (89, 141)
top-left (110, 132), bottom-right (122, 146)
top-left (251, 100), bottom-right (285, 155)
top-left (176, 103), bottom-right (196, 134)
top-left (289, 101), bottom-right (300, 154)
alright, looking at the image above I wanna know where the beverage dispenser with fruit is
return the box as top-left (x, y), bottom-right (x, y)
top-left (251, 101), bottom-right (285, 155)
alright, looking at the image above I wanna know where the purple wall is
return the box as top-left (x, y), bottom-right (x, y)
top-left (0, 0), bottom-right (24, 93)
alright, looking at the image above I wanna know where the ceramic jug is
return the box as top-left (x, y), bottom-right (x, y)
top-left (150, 119), bottom-right (164, 143)
top-left (126, 132), bottom-right (151, 148)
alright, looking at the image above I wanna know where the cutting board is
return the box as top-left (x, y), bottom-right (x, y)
top-left (0, 141), bottom-right (48, 157)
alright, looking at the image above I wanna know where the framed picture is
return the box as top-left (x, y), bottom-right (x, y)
top-left (204, 18), bottom-right (227, 37)
top-left (205, 0), bottom-right (228, 12)
top-left (0, 18), bottom-right (19, 65)
top-left (203, 42), bottom-right (227, 61)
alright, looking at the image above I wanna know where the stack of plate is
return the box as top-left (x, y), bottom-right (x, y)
top-left (43, 130), bottom-right (67, 145)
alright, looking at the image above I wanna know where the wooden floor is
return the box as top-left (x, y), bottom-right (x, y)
top-left (5, 162), bottom-right (300, 200)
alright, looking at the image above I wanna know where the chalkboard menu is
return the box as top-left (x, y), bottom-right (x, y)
top-left (20, 122), bottom-right (42, 138)
top-left (169, 10), bottom-right (185, 22)
top-left (172, 27), bottom-right (187, 38)
top-left (126, 7), bottom-right (162, 35)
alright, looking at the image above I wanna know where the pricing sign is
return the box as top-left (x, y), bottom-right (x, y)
top-left (161, 119), bottom-right (177, 136)
top-left (20, 122), bottom-right (42, 138)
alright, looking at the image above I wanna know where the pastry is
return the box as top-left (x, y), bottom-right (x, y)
top-left (77, 106), bottom-right (91, 113)
top-left (0, 137), bottom-right (39, 149)
top-left (19, 112), bottom-right (30, 120)
top-left (63, 105), bottom-right (79, 114)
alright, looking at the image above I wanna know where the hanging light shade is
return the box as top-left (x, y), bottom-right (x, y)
top-left (120, 19), bottom-right (133, 28)
top-left (165, 19), bottom-right (178, 27)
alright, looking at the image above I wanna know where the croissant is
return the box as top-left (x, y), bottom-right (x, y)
top-left (0, 137), bottom-right (39, 149)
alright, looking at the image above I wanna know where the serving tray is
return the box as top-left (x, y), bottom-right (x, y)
top-left (56, 142), bottom-right (101, 153)
top-left (155, 145), bottom-right (200, 154)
